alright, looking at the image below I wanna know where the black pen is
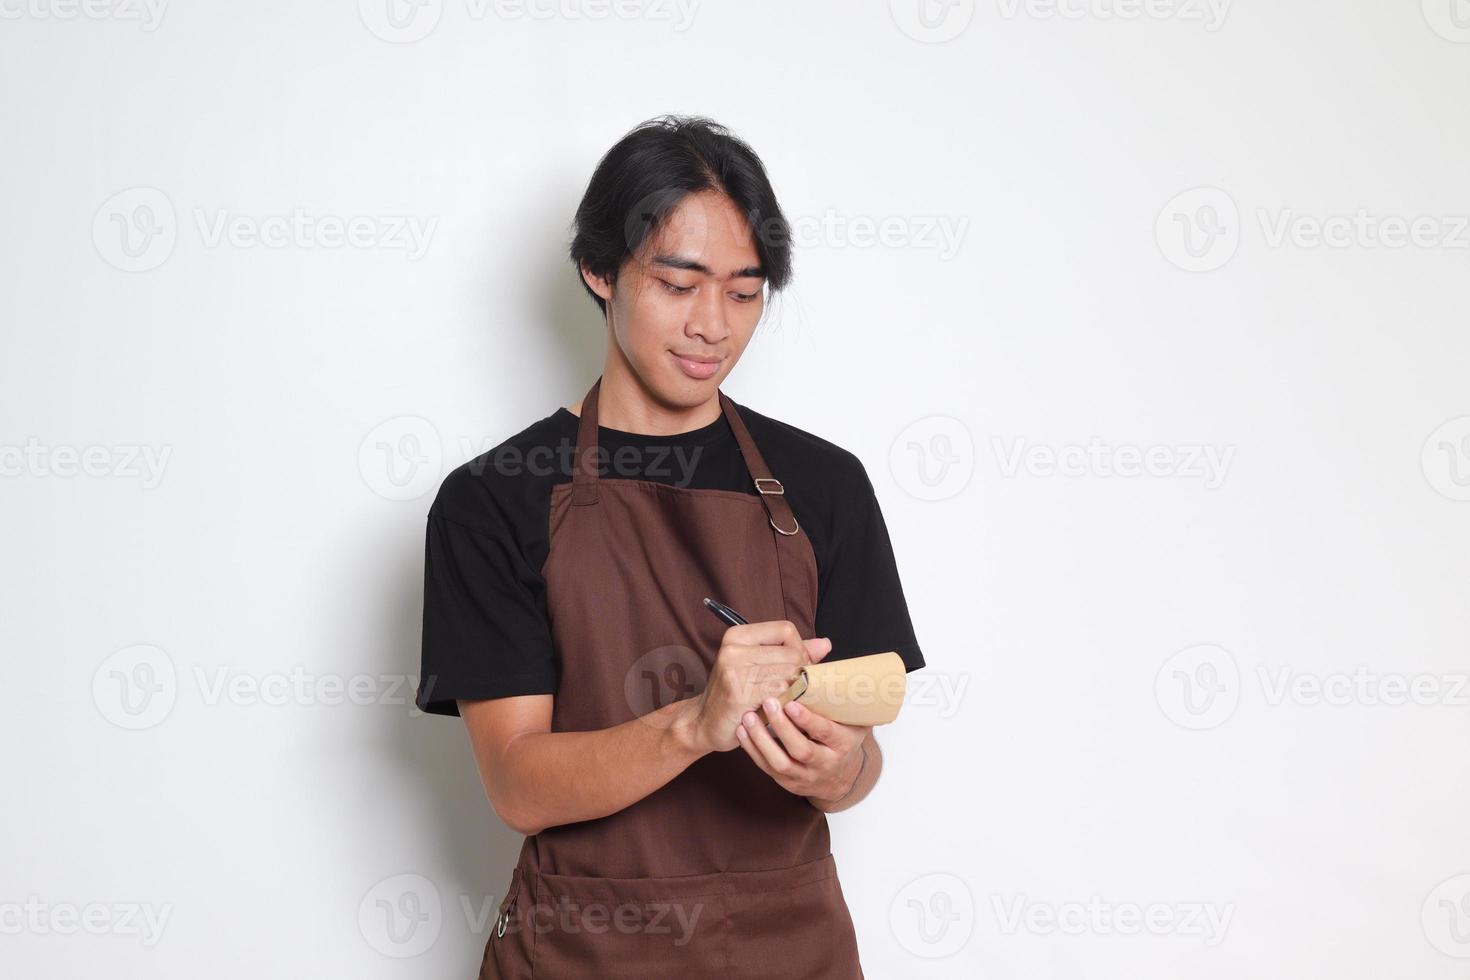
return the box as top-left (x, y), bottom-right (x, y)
top-left (703, 596), bottom-right (747, 627)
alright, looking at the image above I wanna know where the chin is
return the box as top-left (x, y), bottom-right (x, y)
top-left (667, 376), bottom-right (718, 404)
top-left (656, 354), bottom-right (723, 389)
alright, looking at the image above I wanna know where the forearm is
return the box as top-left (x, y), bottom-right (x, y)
top-left (489, 699), bottom-right (706, 835)
top-left (809, 732), bottom-right (881, 814)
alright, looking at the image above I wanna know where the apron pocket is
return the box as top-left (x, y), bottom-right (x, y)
top-left (525, 871), bottom-right (730, 978)
top-left (722, 859), bottom-right (865, 979)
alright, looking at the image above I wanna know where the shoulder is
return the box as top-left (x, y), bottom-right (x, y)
top-left (728, 401), bottom-right (876, 545)
top-left (428, 410), bottom-right (574, 531)
top-left (731, 400), bottom-right (867, 481)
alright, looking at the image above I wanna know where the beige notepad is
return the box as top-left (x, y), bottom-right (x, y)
top-left (776, 651), bottom-right (907, 725)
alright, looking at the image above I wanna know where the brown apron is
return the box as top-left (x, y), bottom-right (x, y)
top-left (479, 375), bottom-right (866, 979)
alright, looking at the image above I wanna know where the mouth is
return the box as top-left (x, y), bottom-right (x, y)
top-left (671, 351), bottom-right (723, 380)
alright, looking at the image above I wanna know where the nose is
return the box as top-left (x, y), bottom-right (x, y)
top-left (686, 284), bottom-right (733, 345)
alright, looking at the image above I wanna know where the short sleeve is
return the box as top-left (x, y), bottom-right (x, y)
top-left (416, 505), bottom-right (559, 717)
top-left (813, 456), bottom-right (926, 672)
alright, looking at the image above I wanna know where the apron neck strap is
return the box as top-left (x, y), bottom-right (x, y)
top-left (569, 376), bottom-right (802, 536)
top-left (570, 376), bottom-right (604, 505)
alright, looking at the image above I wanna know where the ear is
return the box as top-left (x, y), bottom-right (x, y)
top-left (579, 259), bottom-right (614, 304)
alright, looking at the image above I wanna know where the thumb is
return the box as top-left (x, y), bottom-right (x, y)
top-left (804, 637), bottom-right (833, 663)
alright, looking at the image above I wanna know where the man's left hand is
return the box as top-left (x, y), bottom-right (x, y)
top-left (735, 697), bottom-right (871, 805)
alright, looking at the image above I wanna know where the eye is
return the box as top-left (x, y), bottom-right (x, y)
top-left (732, 291), bottom-right (761, 303)
top-left (659, 279), bottom-right (693, 295)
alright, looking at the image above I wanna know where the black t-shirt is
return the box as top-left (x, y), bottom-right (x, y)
top-left (415, 399), bottom-right (926, 717)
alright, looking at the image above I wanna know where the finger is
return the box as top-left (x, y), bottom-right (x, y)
top-left (738, 707), bottom-right (794, 776)
top-left (753, 621), bottom-right (822, 673)
top-left (761, 697), bottom-right (817, 764)
top-left (724, 620), bottom-right (806, 648)
top-left (804, 637), bottom-right (833, 663)
top-left (780, 699), bottom-right (842, 746)
top-left (724, 643), bottom-right (815, 666)
top-left (734, 723), bottom-right (776, 778)
top-left (720, 665), bottom-right (804, 708)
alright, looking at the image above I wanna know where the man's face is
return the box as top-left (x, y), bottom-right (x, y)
top-left (587, 189), bottom-right (768, 408)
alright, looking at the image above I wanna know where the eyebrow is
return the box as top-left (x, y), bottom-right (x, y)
top-left (650, 253), bottom-right (765, 280)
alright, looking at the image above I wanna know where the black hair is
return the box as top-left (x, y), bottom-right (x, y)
top-left (568, 114), bottom-right (793, 316)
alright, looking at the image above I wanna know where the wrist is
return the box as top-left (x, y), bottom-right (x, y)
top-left (665, 698), bottom-right (710, 762)
top-left (809, 740), bottom-right (867, 811)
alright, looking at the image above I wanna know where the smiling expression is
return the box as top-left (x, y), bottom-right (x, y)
top-left (582, 189), bottom-right (769, 410)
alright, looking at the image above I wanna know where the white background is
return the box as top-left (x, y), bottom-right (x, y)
top-left (3, 1), bottom-right (1470, 977)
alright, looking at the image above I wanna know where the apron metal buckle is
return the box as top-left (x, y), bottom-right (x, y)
top-left (495, 908), bottom-right (509, 938)
top-left (755, 479), bottom-right (799, 534)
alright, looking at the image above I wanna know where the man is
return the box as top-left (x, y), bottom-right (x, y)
top-left (417, 114), bottom-right (925, 978)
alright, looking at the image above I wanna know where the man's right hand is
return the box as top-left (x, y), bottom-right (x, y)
top-left (679, 620), bottom-right (831, 755)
